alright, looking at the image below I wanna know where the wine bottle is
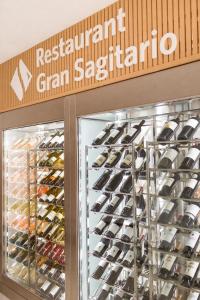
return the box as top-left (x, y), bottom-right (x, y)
top-left (91, 193), bottom-right (110, 212)
top-left (179, 144), bottom-right (200, 169)
top-left (104, 194), bottom-right (124, 214)
top-left (158, 145), bottom-right (179, 169)
top-left (120, 149), bottom-right (133, 168)
top-left (38, 260), bottom-right (52, 275)
top-left (23, 254), bottom-right (35, 267)
top-left (48, 285), bottom-right (63, 299)
top-left (16, 233), bottom-right (28, 246)
top-left (114, 289), bottom-right (125, 300)
top-left (120, 172), bottom-right (132, 193)
top-left (104, 218), bottom-right (124, 238)
top-left (92, 148), bottom-right (111, 168)
top-left (157, 117), bottom-right (180, 142)
top-left (39, 151), bottom-right (57, 167)
top-left (121, 120), bottom-right (145, 144)
top-left (92, 260), bottom-right (109, 280)
top-left (94, 216), bottom-right (112, 235)
top-left (159, 227), bottom-right (177, 251)
top-left (180, 204), bottom-right (200, 228)
top-left (46, 224), bottom-right (60, 240)
top-left (178, 116), bottom-right (199, 141)
top-left (121, 223), bottom-right (133, 243)
top-left (23, 234), bottom-right (35, 250)
top-left (47, 188), bottom-right (64, 204)
top-left (55, 130), bottom-right (64, 148)
top-left (136, 192), bottom-right (146, 218)
top-left (9, 247), bottom-right (20, 258)
top-left (16, 250), bottom-right (28, 263)
top-left (105, 242), bottom-right (123, 262)
top-left (116, 245), bottom-right (129, 263)
top-left (122, 270), bottom-right (134, 293)
top-left (50, 130), bottom-right (64, 149)
top-left (57, 272), bottom-right (65, 286)
top-left (182, 231), bottom-right (200, 258)
top-left (104, 147), bottom-right (124, 168)
top-left (40, 170), bottom-right (54, 184)
top-left (54, 171), bottom-right (64, 187)
top-left (180, 174), bottom-right (200, 199)
top-left (39, 280), bottom-right (52, 293)
top-left (122, 248), bottom-right (134, 268)
top-left (157, 200), bottom-right (177, 224)
top-left (42, 223), bottom-right (54, 238)
top-left (181, 261), bottom-right (199, 287)
top-left (44, 170), bottom-right (62, 185)
top-left (96, 284), bottom-right (111, 300)
top-left (37, 206), bottom-right (51, 220)
top-left (105, 122), bottom-right (128, 145)
top-left (93, 238), bottom-right (110, 257)
top-left (39, 132), bottom-right (58, 149)
top-left (187, 292), bottom-right (200, 300)
top-left (105, 265), bottom-right (123, 285)
top-left (158, 173), bottom-right (180, 197)
top-left (9, 232), bottom-right (23, 244)
top-left (105, 171), bottom-right (124, 192)
top-left (135, 146), bottom-right (146, 171)
top-left (92, 123), bottom-right (115, 145)
top-left (92, 170), bottom-right (112, 190)
top-left (47, 132), bottom-right (61, 148)
top-left (44, 205), bottom-right (57, 222)
top-left (158, 282), bottom-right (175, 300)
top-left (120, 196), bottom-right (133, 217)
top-left (159, 254), bottom-right (177, 279)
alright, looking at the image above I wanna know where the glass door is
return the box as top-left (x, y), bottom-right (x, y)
top-left (3, 121), bottom-right (65, 300)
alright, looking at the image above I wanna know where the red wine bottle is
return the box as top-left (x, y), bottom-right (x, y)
top-left (135, 147), bottom-right (146, 170)
top-left (105, 122), bottom-right (128, 145)
top-left (93, 238), bottom-right (110, 257)
top-left (122, 270), bottom-right (134, 294)
top-left (105, 242), bottom-right (123, 262)
top-left (158, 145), bottom-right (179, 169)
top-left (96, 284), bottom-right (111, 300)
top-left (104, 218), bottom-right (124, 238)
top-left (158, 282), bottom-right (175, 300)
top-left (104, 194), bottom-right (123, 214)
top-left (92, 123), bottom-right (114, 145)
top-left (120, 172), bottom-right (132, 194)
top-left (180, 174), bottom-right (200, 199)
top-left (92, 148), bottom-right (111, 168)
top-left (159, 254), bottom-right (177, 279)
top-left (92, 260), bottom-right (109, 280)
top-left (158, 173), bottom-right (180, 197)
top-left (94, 216), bottom-right (112, 235)
top-left (105, 265), bottom-right (123, 285)
top-left (121, 222), bottom-right (133, 243)
top-left (157, 117), bottom-right (180, 142)
top-left (180, 204), bottom-right (200, 228)
top-left (91, 193), bottom-right (110, 212)
top-left (104, 147), bottom-right (124, 168)
top-left (178, 116), bottom-right (199, 141)
top-left (181, 261), bottom-right (199, 287)
top-left (159, 227), bottom-right (177, 251)
top-left (113, 289), bottom-right (126, 300)
top-left (182, 231), bottom-right (200, 258)
top-left (121, 120), bottom-right (145, 144)
top-left (122, 248), bottom-right (134, 267)
top-left (105, 171), bottom-right (124, 192)
top-left (179, 144), bottom-right (200, 169)
top-left (120, 196), bottom-right (133, 217)
top-left (157, 200), bottom-right (177, 224)
top-left (120, 149), bottom-right (133, 168)
top-left (92, 170), bottom-right (112, 190)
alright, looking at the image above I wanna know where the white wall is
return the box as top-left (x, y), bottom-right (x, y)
top-left (0, 0), bottom-right (117, 63)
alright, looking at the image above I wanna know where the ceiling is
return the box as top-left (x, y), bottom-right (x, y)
top-left (0, 0), bottom-right (117, 63)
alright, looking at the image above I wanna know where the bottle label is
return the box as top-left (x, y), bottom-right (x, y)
top-left (116, 290), bottom-right (124, 297)
top-left (188, 292), bottom-right (200, 300)
top-left (102, 284), bottom-right (110, 292)
top-left (49, 285), bottom-right (60, 296)
top-left (107, 246), bottom-right (119, 258)
top-left (96, 194), bottom-right (107, 205)
top-left (110, 129), bottom-right (120, 138)
top-left (185, 204), bottom-right (200, 220)
top-left (41, 281), bottom-right (51, 291)
top-left (187, 148), bottom-right (200, 161)
top-left (106, 153), bottom-right (117, 164)
top-left (161, 282), bottom-right (173, 296)
top-left (110, 196), bottom-right (120, 207)
top-left (164, 202), bottom-right (175, 214)
top-left (124, 250), bottom-right (134, 263)
top-left (185, 231), bottom-right (200, 248)
top-left (126, 198), bottom-right (133, 209)
top-left (124, 227), bottom-right (134, 239)
top-left (123, 154), bottom-right (132, 166)
top-left (48, 194), bottom-right (55, 202)
top-left (162, 227), bottom-right (177, 243)
top-left (47, 211), bottom-right (57, 221)
top-left (99, 260), bottom-right (107, 268)
top-left (57, 189), bottom-right (64, 200)
top-left (166, 120), bottom-right (178, 131)
top-left (163, 148), bottom-right (178, 162)
top-left (40, 194), bottom-right (48, 201)
top-left (49, 267), bottom-right (56, 276)
top-left (54, 170), bottom-right (62, 177)
top-left (108, 223), bottom-right (120, 235)
top-left (162, 255), bottom-right (176, 271)
top-left (39, 208), bottom-right (48, 217)
top-left (186, 118), bottom-right (199, 129)
top-left (59, 273), bottom-right (65, 280)
top-left (59, 153), bottom-right (64, 160)
top-left (127, 127), bottom-right (137, 137)
top-left (186, 179), bottom-right (198, 189)
top-left (41, 264), bottom-right (47, 271)
top-left (59, 171), bottom-right (64, 178)
top-left (95, 242), bottom-right (105, 252)
top-left (96, 220), bottom-right (106, 231)
top-left (96, 131), bottom-right (106, 139)
top-left (165, 178), bottom-right (175, 187)
top-left (58, 135), bottom-right (64, 145)
top-left (185, 261), bottom-right (199, 278)
top-left (135, 157), bottom-right (144, 170)
top-left (95, 155), bottom-right (107, 166)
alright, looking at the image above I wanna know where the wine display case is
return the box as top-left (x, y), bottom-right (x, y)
top-left (3, 122), bottom-right (66, 300)
top-left (78, 98), bottom-right (200, 300)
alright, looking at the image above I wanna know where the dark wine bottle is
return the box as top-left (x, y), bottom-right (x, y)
top-left (104, 194), bottom-right (123, 214)
top-left (157, 200), bottom-right (177, 224)
top-left (105, 242), bottom-right (123, 262)
top-left (135, 147), bottom-right (146, 171)
top-left (157, 117), bottom-right (180, 142)
top-left (92, 170), bottom-right (112, 190)
top-left (120, 196), bottom-right (133, 217)
top-left (96, 284), bottom-right (111, 300)
top-left (158, 282), bottom-right (175, 300)
top-left (113, 289), bottom-right (125, 300)
top-left (158, 173), bottom-right (180, 197)
top-left (104, 147), bottom-right (124, 168)
top-left (180, 204), bottom-right (200, 228)
top-left (105, 265), bottom-right (123, 285)
top-left (91, 193), bottom-right (110, 212)
top-left (92, 260), bottom-right (109, 280)
top-left (120, 149), bottom-right (133, 168)
top-left (116, 244), bottom-right (130, 263)
top-left (159, 227), bottom-right (177, 251)
top-left (122, 270), bottom-right (134, 294)
top-left (94, 216), bottom-right (112, 235)
top-left (178, 116), bottom-right (199, 141)
top-left (181, 261), bottom-right (199, 287)
top-left (93, 238), bottom-right (110, 257)
top-left (158, 145), bottom-right (179, 169)
top-left (104, 218), bottom-right (124, 238)
top-left (92, 123), bottom-right (115, 145)
top-left (121, 223), bottom-right (134, 243)
top-left (105, 171), bottom-right (124, 192)
top-left (122, 248), bottom-right (134, 267)
top-left (120, 172), bottom-right (132, 193)
top-left (136, 191), bottom-right (146, 218)
top-left (121, 120), bottom-right (145, 144)
top-left (92, 148), bottom-right (111, 168)
top-left (182, 231), bottom-right (200, 258)
top-left (180, 174), bottom-right (200, 199)
top-left (179, 144), bottom-right (200, 169)
top-left (9, 232), bottom-right (23, 244)
top-left (105, 122), bottom-right (128, 145)
top-left (159, 254), bottom-right (177, 279)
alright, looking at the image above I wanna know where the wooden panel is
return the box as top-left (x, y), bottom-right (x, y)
top-left (0, 0), bottom-right (200, 112)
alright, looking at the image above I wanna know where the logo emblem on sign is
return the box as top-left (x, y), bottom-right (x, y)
top-left (10, 59), bottom-right (32, 101)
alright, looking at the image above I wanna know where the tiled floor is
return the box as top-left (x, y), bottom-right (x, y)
top-left (0, 294), bottom-right (9, 300)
